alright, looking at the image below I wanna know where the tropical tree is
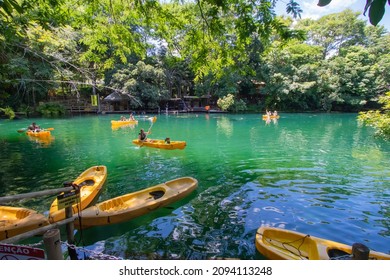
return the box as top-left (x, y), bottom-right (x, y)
top-left (109, 61), bottom-right (169, 109)
top-left (296, 10), bottom-right (366, 59)
top-left (261, 38), bottom-right (323, 111)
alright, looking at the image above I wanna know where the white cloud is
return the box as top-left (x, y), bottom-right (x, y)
top-left (299, 0), bottom-right (363, 20)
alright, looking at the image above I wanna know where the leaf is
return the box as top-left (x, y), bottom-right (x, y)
top-left (368, 0), bottom-right (386, 26)
top-left (317, 0), bottom-right (332, 7)
top-left (363, 0), bottom-right (374, 15)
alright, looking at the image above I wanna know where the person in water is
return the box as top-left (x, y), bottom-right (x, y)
top-left (28, 122), bottom-right (40, 132)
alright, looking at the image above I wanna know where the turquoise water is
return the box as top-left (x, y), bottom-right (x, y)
top-left (1, 113), bottom-right (390, 259)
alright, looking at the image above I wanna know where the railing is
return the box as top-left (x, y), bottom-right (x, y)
top-left (1, 187), bottom-right (92, 260)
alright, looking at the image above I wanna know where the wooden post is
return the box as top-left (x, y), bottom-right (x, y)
top-left (43, 229), bottom-right (63, 260)
top-left (65, 206), bottom-right (78, 260)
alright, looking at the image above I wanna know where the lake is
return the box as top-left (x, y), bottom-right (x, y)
top-left (0, 113), bottom-right (389, 259)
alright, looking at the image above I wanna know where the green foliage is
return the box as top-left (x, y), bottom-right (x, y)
top-left (0, 106), bottom-right (15, 119)
top-left (36, 102), bottom-right (66, 116)
top-left (217, 93), bottom-right (235, 111)
top-left (0, 1), bottom-right (389, 115)
top-left (231, 98), bottom-right (247, 112)
top-left (296, 10), bottom-right (366, 59)
top-left (108, 61), bottom-right (169, 109)
top-left (217, 93), bottom-right (247, 112)
top-left (358, 92), bottom-right (390, 139)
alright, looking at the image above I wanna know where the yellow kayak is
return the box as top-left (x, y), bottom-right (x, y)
top-left (111, 120), bottom-right (138, 126)
top-left (0, 206), bottom-right (49, 241)
top-left (75, 177), bottom-right (198, 228)
top-left (132, 139), bottom-right (186, 150)
top-left (255, 226), bottom-right (390, 260)
top-left (49, 165), bottom-right (107, 223)
top-left (262, 115), bottom-right (280, 119)
top-left (26, 130), bottom-right (51, 138)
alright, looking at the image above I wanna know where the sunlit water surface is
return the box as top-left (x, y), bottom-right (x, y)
top-left (1, 113), bottom-right (389, 259)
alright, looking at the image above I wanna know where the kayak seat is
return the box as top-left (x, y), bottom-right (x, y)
top-left (149, 190), bottom-right (165, 200)
top-left (79, 179), bottom-right (95, 187)
top-left (15, 209), bottom-right (32, 219)
top-left (328, 249), bottom-right (351, 260)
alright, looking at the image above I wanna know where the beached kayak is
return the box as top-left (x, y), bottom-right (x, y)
top-left (255, 226), bottom-right (390, 260)
top-left (74, 176), bottom-right (198, 228)
top-left (49, 165), bottom-right (107, 223)
top-left (132, 139), bottom-right (186, 150)
top-left (0, 206), bottom-right (49, 241)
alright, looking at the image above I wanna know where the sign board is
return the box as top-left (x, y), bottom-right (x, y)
top-left (91, 95), bottom-right (98, 106)
top-left (0, 244), bottom-right (45, 260)
top-left (57, 189), bottom-right (80, 210)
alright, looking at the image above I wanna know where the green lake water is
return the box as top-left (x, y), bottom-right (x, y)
top-left (1, 113), bottom-right (390, 259)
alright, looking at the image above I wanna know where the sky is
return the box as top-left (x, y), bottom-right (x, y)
top-left (275, 0), bottom-right (390, 32)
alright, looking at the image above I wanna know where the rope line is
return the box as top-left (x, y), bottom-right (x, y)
top-left (257, 231), bottom-right (310, 260)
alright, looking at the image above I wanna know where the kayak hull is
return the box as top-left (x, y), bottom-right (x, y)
top-left (0, 206), bottom-right (49, 241)
top-left (262, 115), bottom-right (280, 119)
top-left (255, 226), bottom-right (390, 260)
top-left (132, 139), bottom-right (186, 150)
top-left (75, 177), bottom-right (197, 228)
top-left (26, 130), bottom-right (51, 138)
top-left (49, 165), bottom-right (107, 223)
top-left (111, 120), bottom-right (138, 126)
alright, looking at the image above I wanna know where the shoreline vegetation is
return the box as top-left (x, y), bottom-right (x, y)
top-left (1, 2), bottom-right (389, 137)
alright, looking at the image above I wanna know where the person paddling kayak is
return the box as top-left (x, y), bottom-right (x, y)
top-left (138, 129), bottom-right (149, 141)
top-left (28, 122), bottom-right (41, 132)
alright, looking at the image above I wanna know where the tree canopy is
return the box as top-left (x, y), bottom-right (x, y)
top-left (0, 1), bottom-right (389, 120)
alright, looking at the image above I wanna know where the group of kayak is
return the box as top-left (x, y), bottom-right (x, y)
top-left (1, 165), bottom-right (198, 241)
top-left (113, 115), bottom-right (187, 150)
top-left (3, 170), bottom-right (389, 260)
top-left (3, 165), bottom-right (387, 260)
top-left (18, 115), bottom-right (187, 150)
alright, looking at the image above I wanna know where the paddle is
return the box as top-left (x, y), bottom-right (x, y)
top-left (17, 127), bottom-right (54, 133)
top-left (147, 116), bottom-right (157, 135)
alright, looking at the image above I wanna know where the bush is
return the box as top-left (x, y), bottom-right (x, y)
top-left (358, 92), bottom-right (390, 139)
top-left (36, 103), bottom-right (66, 116)
top-left (217, 94), bottom-right (247, 112)
top-left (217, 94), bottom-right (235, 111)
top-left (0, 107), bottom-right (16, 119)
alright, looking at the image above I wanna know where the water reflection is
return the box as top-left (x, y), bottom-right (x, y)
top-left (27, 135), bottom-right (55, 147)
top-left (111, 123), bottom-right (137, 131)
top-left (216, 116), bottom-right (233, 137)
